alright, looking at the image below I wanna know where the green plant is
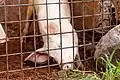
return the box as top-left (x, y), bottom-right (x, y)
top-left (57, 69), bottom-right (100, 80)
top-left (96, 48), bottom-right (120, 80)
top-left (56, 48), bottom-right (120, 80)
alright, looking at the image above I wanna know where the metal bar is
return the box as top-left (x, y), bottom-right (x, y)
top-left (18, 0), bottom-right (24, 79)
top-left (82, 0), bottom-right (86, 71)
top-left (0, 13), bottom-right (113, 24)
top-left (0, 42), bottom-right (98, 58)
top-left (101, 0), bottom-right (104, 36)
top-left (91, 0), bottom-right (96, 60)
top-left (58, 0), bottom-right (63, 69)
top-left (0, 0), bottom-right (117, 78)
top-left (0, 59), bottom-right (94, 74)
top-left (32, 0), bottom-right (37, 78)
top-left (3, 0), bottom-right (9, 79)
top-left (109, 0), bottom-right (112, 29)
top-left (0, 0), bottom-right (100, 7)
top-left (46, 0), bottom-right (50, 73)
top-left (70, 0), bottom-right (75, 68)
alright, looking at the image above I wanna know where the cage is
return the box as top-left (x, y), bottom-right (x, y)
top-left (0, 0), bottom-right (119, 79)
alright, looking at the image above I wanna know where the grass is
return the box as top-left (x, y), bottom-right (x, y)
top-left (96, 48), bottom-right (120, 80)
top-left (56, 48), bottom-right (120, 80)
top-left (56, 69), bottom-right (100, 80)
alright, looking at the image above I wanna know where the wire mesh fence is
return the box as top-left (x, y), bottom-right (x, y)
top-left (0, 0), bottom-right (119, 79)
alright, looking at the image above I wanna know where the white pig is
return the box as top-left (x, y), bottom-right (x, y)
top-left (0, 24), bottom-right (7, 43)
top-left (23, 0), bottom-right (83, 70)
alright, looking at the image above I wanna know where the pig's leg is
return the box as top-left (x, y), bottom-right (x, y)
top-left (22, 0), bottom-right (33, 36)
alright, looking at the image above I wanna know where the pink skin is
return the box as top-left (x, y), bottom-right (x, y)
top-left (0, 0), bottom-right (6, 44)
top-left (25, 53), bottom-right (48, 63)
top-left (0, 24), bottom-right (8, 43)
top-left (0, 0), bottom-right (4, 4)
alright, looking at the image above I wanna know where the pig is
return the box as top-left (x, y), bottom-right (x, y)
top-left (0, 24), bottom-right (7, 43)
top-left (23, 0), bottom-right (83, 70)
top-left (0, 0), bottom-right (8, 44)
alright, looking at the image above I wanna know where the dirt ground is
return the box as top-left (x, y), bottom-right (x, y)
top-left (0, 0), bottom-right (103, 80)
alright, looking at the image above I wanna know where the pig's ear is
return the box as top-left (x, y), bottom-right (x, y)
top-left (24, 53), bottom-right (49, 63)
top-left (44, 22), bottom-right (58, 34)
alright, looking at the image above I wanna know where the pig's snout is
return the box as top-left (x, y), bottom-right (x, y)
top-left (62, 63), bottom-right (73, 70)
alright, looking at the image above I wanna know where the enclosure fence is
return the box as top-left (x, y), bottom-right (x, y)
top-left (0, 0), bottom-right (118, 79)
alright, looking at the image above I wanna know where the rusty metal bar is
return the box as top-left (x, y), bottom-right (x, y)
top-left (0, 13), bottom-right (112, 24)
top-left (82, 0), bottom-right (86, 71)
top-left (0, 42), bottom-right (98, 58)
top-left (3, 0), bottom-right (9, 79)
top-left (70, 0), bottom-right (75, 68)
top-left (18, 0), bottom-right (24, 79)
top-left (32, 0), bottom-right (37, 78)
top-left (0, 0), bottom-right (100, 7)
top-left (0, 0), bottom-right (117, 79)
top-left (46, 0), bottom-right (51, 73)
top-left (58, 0), bottom-right (63, 69)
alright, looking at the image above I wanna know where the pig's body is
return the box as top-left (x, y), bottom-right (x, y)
top-left (24, 0), bottom-right (83, 69)
top-left (0, 24), bottom-right (7, 43)
top-left (0, 1), bottom-right (8, 44)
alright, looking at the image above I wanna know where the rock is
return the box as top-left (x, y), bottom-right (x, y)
top-left (94, 24), bottom-right (120, 70)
